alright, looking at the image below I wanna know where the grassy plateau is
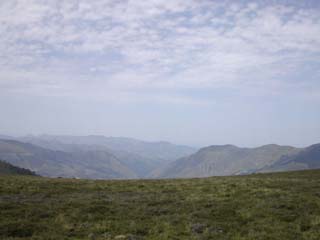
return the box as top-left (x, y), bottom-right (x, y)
top-left (1, 170), bottom-right (320, 240)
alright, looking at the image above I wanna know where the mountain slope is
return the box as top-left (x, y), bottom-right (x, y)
top-left (260, 143), bottom-right (320, 172)
top-left (0, 160), bottom-right (36, 176)
top-left (0, 139), bottom-right (137, 179)
top-left (17, 135), bottom-right (197, 177)
top-left (152, 144), bottom-right (301, 178)
top-left (20, 135), bottom-right (196, 163)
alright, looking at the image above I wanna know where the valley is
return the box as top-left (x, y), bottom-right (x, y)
top-left (1, 135), bottom-right (319, 179)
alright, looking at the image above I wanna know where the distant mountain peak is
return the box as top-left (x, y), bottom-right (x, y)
top-left (202, 144), bottom-right (238, 151)
top-left (0, 135), bottom-right (197, 179)
top-left (153, 143), bottom-right (303, 178)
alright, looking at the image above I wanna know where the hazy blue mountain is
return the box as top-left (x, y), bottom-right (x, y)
top-left (18, 135), bottom-right (159, 175)
top-left (0, 139), bottom-right (137, 179)
top-left (2, 134), bottom-right (318, 180)
top-left (152, 144), bottom-right (302, 178)
top-left (17, 134), bottom-right (197, 177)
top-left (108, 149), bottom-right (158, 177)
top-left (260, 143), bottom-right (320, 172)
top-left (0, 160), bottom-right (36, 176)
top-left (0, 134), bottom-right (15, 140)
top-left (20, 135), bottom-right (196, 163)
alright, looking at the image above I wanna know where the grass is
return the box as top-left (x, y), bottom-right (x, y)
top-left (1, 170), bottom-right (320, 239)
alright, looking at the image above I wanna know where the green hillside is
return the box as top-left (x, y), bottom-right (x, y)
top-left (151, 144), bottom-right (302, 178)
top-left (260, 144), bottom-right (320, 173)
top-left (0, 139), bottom-right (138, 179)
top-left (0, 160), bottom-right (36, 176)
top-left (1, 170), bottom-right (320, 240)
top-left (0, 138), bottom-right (196, 179)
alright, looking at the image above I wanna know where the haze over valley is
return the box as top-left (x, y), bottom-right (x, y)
top-left (1, 134), bottom-right (319, 179)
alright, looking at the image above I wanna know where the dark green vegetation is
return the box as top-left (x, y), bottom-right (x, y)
top-left (1, 170), bottom-right (320, 239)
top-left (0, 160), bottom-right (36, 176)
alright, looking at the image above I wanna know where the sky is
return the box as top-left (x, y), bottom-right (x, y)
top-left (0, 0), bottom-right (320, 147)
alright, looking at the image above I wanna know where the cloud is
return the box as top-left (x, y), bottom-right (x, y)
top-left (0, 0), bottom-right (319, 104)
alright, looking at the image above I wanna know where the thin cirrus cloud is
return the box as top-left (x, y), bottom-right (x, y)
top-left (0, 0), bottom-right (319, 104)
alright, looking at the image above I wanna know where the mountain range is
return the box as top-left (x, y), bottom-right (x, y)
top-left (259, 143), bottom-right (320, 173)
top-left (0, 135), bottom-right (196, 179)
top-left (0, 135), bottom-right (319, 179)
top-left (0, 139), bottom-right (134, 179)
top-left (152, 143), bottom-right (320, 178)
